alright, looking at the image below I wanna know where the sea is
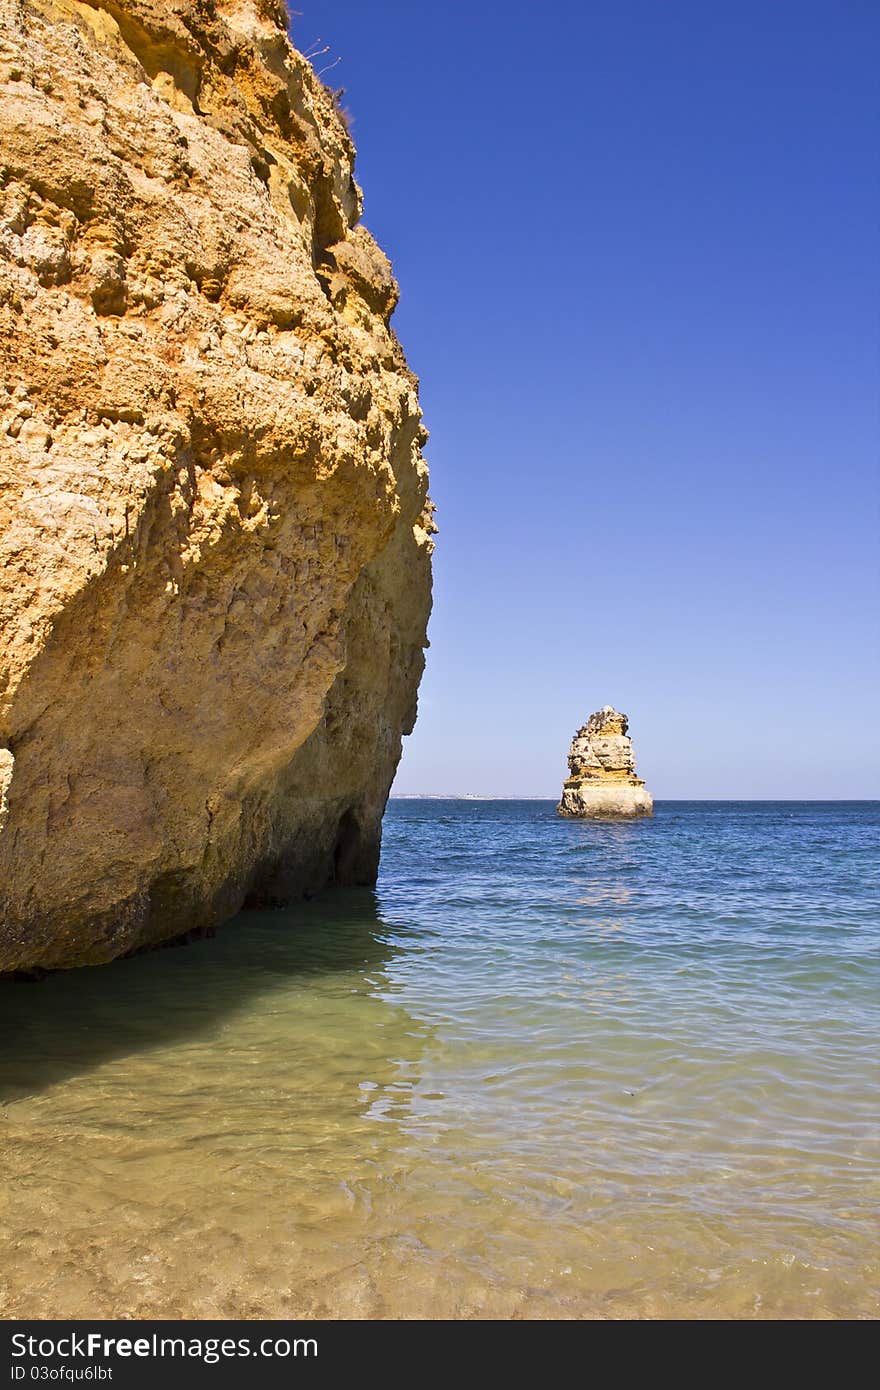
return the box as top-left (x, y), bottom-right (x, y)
top-left (1, 800), bottom-right (877, 1319)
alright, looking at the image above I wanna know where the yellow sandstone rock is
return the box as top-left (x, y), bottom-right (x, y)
top-left (0, 0), bottom-right (434, 969)
top-left (558, 706), bottom-right (653, 819)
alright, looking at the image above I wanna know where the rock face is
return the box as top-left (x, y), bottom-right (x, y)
top-left (558, 707), bottom-right (653, 819)
top-left (0, 0), bottom-right (434, 970)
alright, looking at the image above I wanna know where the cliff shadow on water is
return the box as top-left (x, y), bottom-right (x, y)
top-left (0, 890), bottom-right (400, 1105)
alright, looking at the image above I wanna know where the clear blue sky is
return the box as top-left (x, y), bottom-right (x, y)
top-left (294, 1), bottom-right (879, 798)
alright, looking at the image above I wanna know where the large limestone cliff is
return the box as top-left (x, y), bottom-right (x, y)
top-left (558, 707), bottom-right (653, 819)
top-left (0, 0), bottom-right (434, 970)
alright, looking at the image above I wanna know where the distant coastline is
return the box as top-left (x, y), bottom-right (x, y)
top-left (390, 794), bottom-right (557, 801)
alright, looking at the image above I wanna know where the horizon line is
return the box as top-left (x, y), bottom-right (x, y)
top-left (389, 794), bottom-right (880, 802)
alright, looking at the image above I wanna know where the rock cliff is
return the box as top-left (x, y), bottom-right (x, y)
top-left (558, 707), bottom-right (653, 819)
top-left (0, 0), bottom-right (434, 970)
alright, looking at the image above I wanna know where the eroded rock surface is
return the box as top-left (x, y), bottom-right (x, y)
top-left (558, 707), bottom-right (653, 819)
top-left (0, 0), bottom-right (434, 970)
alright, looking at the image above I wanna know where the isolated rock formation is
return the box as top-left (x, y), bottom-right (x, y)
top-left (0, 0), bottom-right (434, 970)
top-left (558, 707), bottom-right (653, 819)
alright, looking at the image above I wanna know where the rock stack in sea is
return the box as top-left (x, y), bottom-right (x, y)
top-left (557, 707), bottom-right (653, 819)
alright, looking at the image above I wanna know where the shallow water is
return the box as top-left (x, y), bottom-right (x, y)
top-left (1, 800), bottom-right (878, 1319)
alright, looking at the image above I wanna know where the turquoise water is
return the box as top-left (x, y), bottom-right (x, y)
top-left (1, 800), bottom-right (878, 1318)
